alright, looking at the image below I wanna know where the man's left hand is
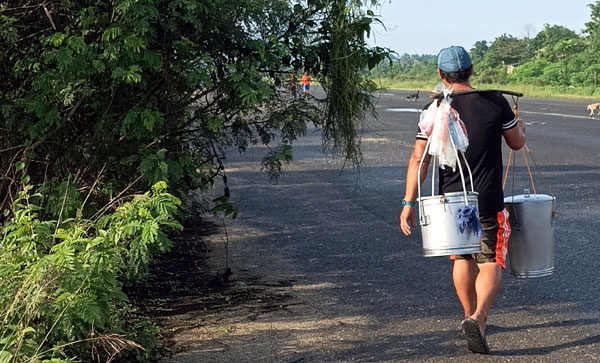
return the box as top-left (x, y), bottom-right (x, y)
top-left (399, 206), bottom-right (416, 236)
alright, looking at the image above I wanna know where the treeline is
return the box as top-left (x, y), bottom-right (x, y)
top-left (0, 0), bottom-right (388, 361)
top-left (372, 1), bottom-right (600, 93)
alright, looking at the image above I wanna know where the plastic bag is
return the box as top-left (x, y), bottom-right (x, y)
top-left (457, 204), bottom-right (483, 238)
top-left (418, 84), bottom-right (469, 170)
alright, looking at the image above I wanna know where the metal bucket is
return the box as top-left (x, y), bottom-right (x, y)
top-left (417, 125), bottom-right (482, 257)
top-left (419, 191), bottom-right (482, 257)
top-left (504, 193), bottom-right (556, 278)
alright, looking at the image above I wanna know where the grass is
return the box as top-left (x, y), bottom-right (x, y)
top-left (371, 77), bottom-right (600, 100)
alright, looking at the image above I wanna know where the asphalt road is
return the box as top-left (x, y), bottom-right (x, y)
top-left (173, 90), bottom-right (600, 362)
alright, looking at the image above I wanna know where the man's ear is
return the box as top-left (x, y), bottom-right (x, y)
top-left (437, 67), bottom-right (443, 80)
top-left (468, 65), bottom-right (473, 76)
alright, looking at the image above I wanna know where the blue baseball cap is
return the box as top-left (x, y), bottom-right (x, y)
top-left (438, 46), bottom-right (472, 72)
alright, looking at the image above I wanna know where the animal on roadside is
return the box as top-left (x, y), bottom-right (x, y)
top-left (586, 102), bottom-right (600, 116)
top-left (406, 90), bottom-right (420, 101)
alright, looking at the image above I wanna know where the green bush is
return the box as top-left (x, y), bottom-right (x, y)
top-left (0, 181), bottom-right (180, 362)
top-left (472, 65), bottom-right (508, 85)
top-left (507, 60), bottom-right (550, 84)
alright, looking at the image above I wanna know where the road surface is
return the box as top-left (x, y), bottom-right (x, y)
top-left (167, 90), bottom-right (600, 362)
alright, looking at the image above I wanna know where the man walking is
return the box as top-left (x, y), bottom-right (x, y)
top-left (399, 46), bottom-right (526, 354)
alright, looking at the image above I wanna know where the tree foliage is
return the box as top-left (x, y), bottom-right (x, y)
top-left (483, 34), bottom-right (532, 67)
top-left (320, 1), bottom-right (389, 164)
top-left (585, 1), bottom-right (600, 52)
top-left (469, 40), bottom-right (489, 65)
top-left (0, 0), bottom-right (390, 217)
top-left (0, 0), bottom-right (390, 360)
top-left (369, 54), bottom-right (437, 82)
top-left (531, 24), bottom-right (579, 53)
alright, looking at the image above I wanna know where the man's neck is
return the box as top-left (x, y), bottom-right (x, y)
top-left (447, 82), bottom-right (472, 92)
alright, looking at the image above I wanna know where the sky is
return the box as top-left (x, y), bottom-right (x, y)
top-left (367, 0), bottom-right (595, 55)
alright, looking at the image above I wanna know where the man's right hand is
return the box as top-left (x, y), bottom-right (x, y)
top-left (399, 206), bottom-right (416, 236)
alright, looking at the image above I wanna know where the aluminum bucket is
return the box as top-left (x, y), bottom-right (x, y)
top-left (418, 191), bottom-right (482, 257)
top-left (504, 193), bottom-right (556, 278)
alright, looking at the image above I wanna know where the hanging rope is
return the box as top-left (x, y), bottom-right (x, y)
top-left (504, 95), bottom-right (521, 223)
top-left (502, 93), bottom-right (557, 219)
top-left (501, 94), bottom-right (537, 194)
top-left (522, 147), bottom-right (537, 194)
top-left (523, 144), bottom-right (557, 217)
top-left (502, 149), bottom-right (513, 190)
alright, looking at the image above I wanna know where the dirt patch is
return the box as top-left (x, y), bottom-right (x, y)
top-left (133, 214), bottom-right (298, 361)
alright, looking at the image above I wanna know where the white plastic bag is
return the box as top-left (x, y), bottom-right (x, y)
top-left (418, 85), bottom-right (469, 170)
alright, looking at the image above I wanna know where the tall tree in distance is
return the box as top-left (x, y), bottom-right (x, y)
top-left (485, 34), bottom-right (532, 67)
top-left (585, 1), bottom-right (600, 52)
top-left (532, 24), bottom-right (581, 60)
top-left (532, 24), bottom-right (579, 52)
top-left (470, 40), bottom-right (489, 65)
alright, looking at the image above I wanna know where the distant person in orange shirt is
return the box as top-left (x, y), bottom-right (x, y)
top-left (301, 72), bottom-right (310, 96)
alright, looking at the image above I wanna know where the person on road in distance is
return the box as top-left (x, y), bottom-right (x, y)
top-left (399, 45), bottom-right (527, 354)
top-left (289, 73), bottom-right (297, 98)
top-left (301, 72), bottom-right (310, 96)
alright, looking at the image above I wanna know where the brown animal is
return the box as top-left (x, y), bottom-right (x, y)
top-left (587, 103), bottom-right (600, 116)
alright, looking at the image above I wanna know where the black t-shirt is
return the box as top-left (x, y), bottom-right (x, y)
top-left (417, 91), bottom-right (517, 215)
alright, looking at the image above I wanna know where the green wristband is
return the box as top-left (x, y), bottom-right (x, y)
top-left (402, 199), bottom-right (415, 207)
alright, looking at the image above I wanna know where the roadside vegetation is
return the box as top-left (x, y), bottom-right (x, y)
top-left (370, 2), bottom-right (600, 99)
top-left (0, 0), bottom-right (390, 361)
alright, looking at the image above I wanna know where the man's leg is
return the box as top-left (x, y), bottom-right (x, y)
top-left (459, 210), bottom-right (508, 354)
top-left (452, 258), bottom-right (477, 318)
top-left (470, 262), bottom-right (502, 335)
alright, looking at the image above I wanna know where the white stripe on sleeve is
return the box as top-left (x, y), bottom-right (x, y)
top-left (502, 117), bottom-right (518, 130)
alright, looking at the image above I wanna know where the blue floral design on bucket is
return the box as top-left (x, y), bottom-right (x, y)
top-left (457, 205), bottom-right (483, 238)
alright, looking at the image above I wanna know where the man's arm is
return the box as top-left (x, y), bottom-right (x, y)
top-left (400, 138), bottom-right (430, 236)
top-left (503, 118), bottom-right (526, 150)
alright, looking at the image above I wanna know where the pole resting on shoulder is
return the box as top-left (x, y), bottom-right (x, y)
top-left (429, 89), bottom-right (524, 101)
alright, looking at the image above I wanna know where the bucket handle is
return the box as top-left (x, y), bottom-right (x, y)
top-left (503, 145), bottom-right (557, 223)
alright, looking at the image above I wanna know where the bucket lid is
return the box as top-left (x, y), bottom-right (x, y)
top-left (418, 191), bottom-right (479, 203)
top-left (504, 194), bottom-right (555, 204)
